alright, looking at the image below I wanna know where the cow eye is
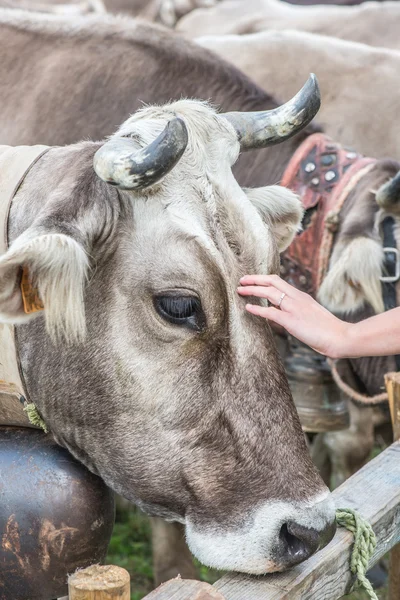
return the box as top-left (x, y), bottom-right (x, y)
top-left (154, 295), bottom-right (204, 330)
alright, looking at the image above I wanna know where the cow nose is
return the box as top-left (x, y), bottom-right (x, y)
top-left (279, 519), bottom-right (336, 567)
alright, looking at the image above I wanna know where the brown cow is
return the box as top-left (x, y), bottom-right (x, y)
top-left (177, 0), bottom-right (400, 50)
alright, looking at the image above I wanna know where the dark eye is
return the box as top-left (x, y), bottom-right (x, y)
top-left (154, 295), bottom-right (204, 330)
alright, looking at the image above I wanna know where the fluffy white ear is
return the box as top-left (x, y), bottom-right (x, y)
top-left (244, 186), bottom-right (303, 251)
top-left (318, 236), bottom-right (384, 315)
top-left (0, 231), bottom-right (89, 343)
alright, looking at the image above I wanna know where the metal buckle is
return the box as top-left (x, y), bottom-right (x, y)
top-left (380, 247), bottom-right (400, 282)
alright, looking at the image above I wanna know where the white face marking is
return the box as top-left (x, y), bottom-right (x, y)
top-left (185, 493), bottom-right (335, 573)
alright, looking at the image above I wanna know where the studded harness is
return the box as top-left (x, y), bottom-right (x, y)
top-left (280, 133), bottom-right (377, 297)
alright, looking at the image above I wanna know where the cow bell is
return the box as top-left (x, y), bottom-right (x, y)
top-left (284, 340), bottom-right (350, 432)
top-left (0, 427), bottom-right (115, 600)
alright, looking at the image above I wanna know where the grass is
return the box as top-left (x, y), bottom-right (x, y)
top-left (346, 590), bottom-right (387, 600)
top-left (106, 506), bottom-right (154, 600)
top-left (106, 503), bottom-right (221, 600)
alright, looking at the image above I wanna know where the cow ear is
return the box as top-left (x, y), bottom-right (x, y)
top-left (244, 186), bottom-right (303, 252)
top-left (318, 236), bottom-right (384, 315)
top-left (0, 230), bottom-right (89, 343)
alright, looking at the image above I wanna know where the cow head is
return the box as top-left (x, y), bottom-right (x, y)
top-left (315, 161), bottom-right (400, 396)
top-left (318, 160), bottom-right (400, 318)
top-left (0, 77), bottom-right (335, 573)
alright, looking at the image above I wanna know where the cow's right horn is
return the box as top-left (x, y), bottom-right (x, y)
top-left (221, 74), bottom-right (320, 150)
top-left (376, 172), bottom-right (400, 210)
top-left (93, 117), bottom-right (188, 190)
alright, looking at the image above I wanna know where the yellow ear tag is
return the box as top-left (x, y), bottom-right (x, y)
top-left (21, 267), bottom-right (44, 314)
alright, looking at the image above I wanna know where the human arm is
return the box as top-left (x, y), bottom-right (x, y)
top-left (237, 274), bottom-right (400, 359)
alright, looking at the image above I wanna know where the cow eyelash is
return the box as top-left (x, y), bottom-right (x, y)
top-left (154, 295), bottom-right (205, 331)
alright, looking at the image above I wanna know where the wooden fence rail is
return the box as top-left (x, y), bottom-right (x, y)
top-left (143, 440), bottom-right (400, 600)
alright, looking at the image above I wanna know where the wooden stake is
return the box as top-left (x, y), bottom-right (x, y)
top-left (384, 372), bottom-right (400, 600)
top-left (68, 565), bottom-right (130, 600)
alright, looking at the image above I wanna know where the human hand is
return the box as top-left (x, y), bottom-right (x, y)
top-left (237, 274), bottom-right (349, 359)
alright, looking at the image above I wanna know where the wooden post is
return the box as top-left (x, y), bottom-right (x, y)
top-left (384, 373), bottom-right (400, 600)
top-left (385, 372), bottom-right (400, 440)
top-left (68, 565), bottom-right (130, 600)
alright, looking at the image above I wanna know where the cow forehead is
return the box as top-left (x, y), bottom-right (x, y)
top-left (114, 99), bottom-right (240, 172)
top-left (124, 181), bottom-right (274, 291)
top-left (114, 100), bottom-right (274, 274)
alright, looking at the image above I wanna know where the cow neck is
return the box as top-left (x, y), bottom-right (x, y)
top-left (0, 144), bottom-right (50, 428)
top-left (280, 133), bottom-right (376, 297)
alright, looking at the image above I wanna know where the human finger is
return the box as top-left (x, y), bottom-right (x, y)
top-left (240, 274), bottom-right (296, 296)
top-left (238, 285), bottom-right (293, 310)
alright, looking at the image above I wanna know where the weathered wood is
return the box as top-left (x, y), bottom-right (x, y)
top-left (389, 546), bottom-right (400, 600)
top-left (144, 578), bottom-right (226, 600)
top-left (385, 372), bottom-right (400, 600)
top-left (68, 565), bottom-right (130, 599)
top-left (211, 441), bottom-right (400, 600)
top-left (385, 372), bottom-right (400, 441)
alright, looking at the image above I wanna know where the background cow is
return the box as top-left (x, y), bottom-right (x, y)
top-left (0, 0), bottom-right (104, 13)
top-left (196, 30), bottom-right (400, 161)
top-left (177, 0), bottom-right (400, 50)
top-left (0, 0), bottom-right (219, 22)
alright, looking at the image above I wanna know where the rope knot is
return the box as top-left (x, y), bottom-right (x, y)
top-left (336, 508), bottom-right (377, 600)
top-left (23, 402), bottom-right (49, 433)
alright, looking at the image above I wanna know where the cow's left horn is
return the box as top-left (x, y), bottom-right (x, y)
top-left (376, 172), bottom-right (400, 210)
top-left (221, 74), bottom-right (320, 150)
top-left (93, 118), bottom-right (188, 190)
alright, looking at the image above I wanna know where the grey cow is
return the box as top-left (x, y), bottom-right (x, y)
top-left (0, 94), bottom-right (335, 574)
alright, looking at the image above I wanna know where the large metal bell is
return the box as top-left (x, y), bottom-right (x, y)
top-left (0, 426), bottom-right (115, 600)
top-left (285, 340), bottom-right (350, 432)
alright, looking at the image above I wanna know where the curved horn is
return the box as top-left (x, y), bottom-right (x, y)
top-left (221, 74), bottom-right (320, 150)
top-left (376, 171), bottom-right (400, 210)
top-left (93, 117), bottom-right (188, 190)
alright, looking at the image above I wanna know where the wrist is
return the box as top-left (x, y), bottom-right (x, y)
top-left (327, 320), bottom-right (355, 360)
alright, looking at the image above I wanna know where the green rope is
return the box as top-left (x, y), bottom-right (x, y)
top-left (336, 508), bottom-right (378, 600)
top-left (23, 402), bottom-right (49, 433)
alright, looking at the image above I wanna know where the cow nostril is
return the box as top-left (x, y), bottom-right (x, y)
top-left (279, 521), bottom-right (320, 564)
top-left (280, 524), bottom-right (305, 559)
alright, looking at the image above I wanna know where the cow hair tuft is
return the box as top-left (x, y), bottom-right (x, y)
top-left (0, 232), bottom-right (89, 343)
